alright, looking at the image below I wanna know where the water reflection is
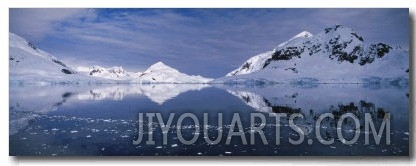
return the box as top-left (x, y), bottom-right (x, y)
top-left (76, 84), bottom-right (210, 104)
top-left (9, 83), bottom-right (409, 156)
top-left (9, 84), bottom-right (210, 136)
top-left (220, 84), bottom-right (408, 155)
top-left (219, 84), bottom-right (408, 117)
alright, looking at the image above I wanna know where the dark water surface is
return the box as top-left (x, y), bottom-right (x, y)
top-left (9, 84), bottom-right (409, 156)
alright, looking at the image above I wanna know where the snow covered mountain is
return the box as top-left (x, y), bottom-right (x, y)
top-left (9, 33), bottom-right (75, 76)
top-left (133, 62), bottom-right (213, 83)
top-left (9, 32), bottom-right (212, 84)
top-left (276, 31), bottom-right (313, 48)
top-left (9, 32), bottom-right (92, 84)
top-left (75, 62), bottom-right (213, 83)
top-left (76, 66), bottom-right (137, 80)
top-left (221, 25), bottom-right (409, 84)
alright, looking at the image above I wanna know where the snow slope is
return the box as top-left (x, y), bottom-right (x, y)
top-left (9, 33), bottom-right (74, 77)
top-left (221, 25), bottom-right (409, 84)
top-left (226, 31), bottom-right (313, 77)
top-left (9, 33), bottom-right (98, 84)
top-left (76, 62), bottom-right (213, 83)
top-left (277, 31), bottom-right (313, 48)
top-left (133, 62), bottom-right (213, 83)
top-left (9, 33), bottom-right (212, 84)
top-left (226, 51), bottom-right (274, 77)
top-left (76, 66), bottom-right (138, 80)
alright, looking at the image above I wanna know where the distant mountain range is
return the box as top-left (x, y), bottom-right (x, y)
top-left (75, 61), bottom-right (213, 83)
top-left (9, 25), bottom-right (409, 85)
top-left (9, 32), bottom-right (212, 84)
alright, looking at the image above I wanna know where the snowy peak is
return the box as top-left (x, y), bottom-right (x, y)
top-left (75, 62), bottom-right (213, 83)
top-left (228, 30), bottom-right (316, 76)
top-left (271, 25), bottom-right (366, 63)
top-left (223, 25), bottom-right (408, 84)
top-left (145, 61), bottom-right (179, 73)
top-left (296, 31), bottom-right (313, 38)
top-left (76, 66), bottom-right (132, 80)
top-left (228, 25), bottom-right (379, 76)
top-left (10, 33), bottom-right (212, 84)
top-left (138, 62), bottom-right (213, 83)
top-left (278, 31), bottom-right (313, 47)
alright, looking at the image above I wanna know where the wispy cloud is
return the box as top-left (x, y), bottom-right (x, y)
top-left (10, 9), bottom-right (90, 40)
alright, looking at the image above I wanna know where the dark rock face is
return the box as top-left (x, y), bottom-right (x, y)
top-left (308, 43), bottom-right (322, 56)
top-left (27, 42), bottom-right (37, 50)
top-left (242, 62), bottom-right (251, 70)
top-left (263, 46), bottom-right (305, 68)
top-left (262, 25), bottom-right (392, 69)
top-left (52, 59), bottom-right (68, 68)
top-left (61, 68), bottom-right (76, 74)
top-left (351, 32), bottom-right (364, 41)
top-left (359, 43), bottom-right (392, 65)
top-left (327, 35), bottom-right (360, 63)
top-left (324, 25), bottom-right (344, 33)
top-left (89, 69), bottom-right (103, 75)
top-left (374, 43), bottom-right (392, 58)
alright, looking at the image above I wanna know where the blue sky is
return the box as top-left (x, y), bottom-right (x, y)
top-left (9, 8), bottom-right (409, 78)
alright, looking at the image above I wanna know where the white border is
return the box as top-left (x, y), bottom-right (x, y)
top-left (1, 0), bottom-right (415, 166)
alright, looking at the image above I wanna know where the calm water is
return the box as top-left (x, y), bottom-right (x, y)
top-left (9, 83), bottom-right (409, 156)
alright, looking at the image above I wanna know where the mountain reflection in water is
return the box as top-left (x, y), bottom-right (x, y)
top-left (9, 83), bottom-right (409, 156)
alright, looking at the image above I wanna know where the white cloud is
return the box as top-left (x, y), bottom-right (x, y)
top-left (10, 8), bottom-right (91, 40)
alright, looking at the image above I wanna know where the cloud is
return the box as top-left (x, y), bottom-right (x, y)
top-left (9, 8), bottom-right (91, 40)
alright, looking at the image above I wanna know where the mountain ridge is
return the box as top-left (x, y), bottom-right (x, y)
top-left (9, 24), bottom-right (408, 85)
top-left (9, 32), bottom-right (213, 84)
top-left (221, 25), bottom-right (408, 84)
